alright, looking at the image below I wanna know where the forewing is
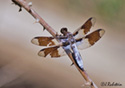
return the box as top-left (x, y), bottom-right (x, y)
top-left (31, 36), bottom-right (58, 46)
top-left (73, 17), bottom-right (96, 39)
top-left (38, 45), bottom-right (65, 58)
top-left (76, 29), bottom-right (105, 50)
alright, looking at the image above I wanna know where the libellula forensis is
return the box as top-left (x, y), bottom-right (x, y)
top-left (31, 17), bottom-right (105, 71)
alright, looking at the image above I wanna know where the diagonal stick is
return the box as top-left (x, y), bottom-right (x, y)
top-left (12, 0), bottom-right (57, 38)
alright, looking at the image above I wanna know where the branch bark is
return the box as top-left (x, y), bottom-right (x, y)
top-left (12, 0), bottom-right (98, 88)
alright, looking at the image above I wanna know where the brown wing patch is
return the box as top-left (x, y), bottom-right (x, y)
top-left (73, 17), bottom-right (96, 38)
top-left (50, 48), bottom-right (61, 57)
top-left (76, 29), bottom-right (105, 50)
top-left (81, 17), bottom-right (95, 34)
top-left (31, 36), bottom-right (57, 46)
top-left (85, 29), bottom-right (105, 45)
top-left (38, 46), bottom-right (65, 58)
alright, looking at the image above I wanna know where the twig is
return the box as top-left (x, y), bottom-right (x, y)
top-left (12, 0), bottom-right (22, 12)
top-left (11, 0), bottom-right (98, 88)
top-left (12, 0), bottom-right (57, 38)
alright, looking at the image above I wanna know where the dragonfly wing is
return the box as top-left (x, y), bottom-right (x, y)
top-left (76, 29), bottom-right (105, 50)
top-left (38, 45), bottom-right (66, 58)
top-left (73, 17), bottom-right (96, 39)
top-left (31, 36), bottom-right (58, 46)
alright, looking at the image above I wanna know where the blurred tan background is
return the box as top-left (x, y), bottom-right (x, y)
top-left (0, 0), bottom-right (125, 88)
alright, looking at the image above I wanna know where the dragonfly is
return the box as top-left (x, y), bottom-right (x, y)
top-left (31, 17), bottom-right (105, 71)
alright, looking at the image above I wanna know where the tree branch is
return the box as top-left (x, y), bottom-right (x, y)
top-left (12, 0), bottom-right (98, 88)
top-left (12, 0), bottom-right (57, 38)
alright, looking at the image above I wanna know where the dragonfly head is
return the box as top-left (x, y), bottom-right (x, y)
top-left (60, 27), bottom-right (68, 36)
